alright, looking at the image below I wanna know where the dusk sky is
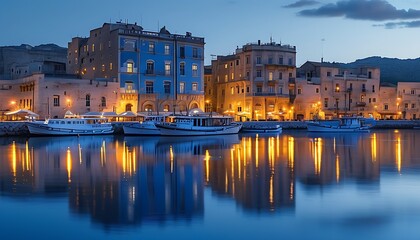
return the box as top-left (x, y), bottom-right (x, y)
top-left (2, 0), bottom-right (420, 66)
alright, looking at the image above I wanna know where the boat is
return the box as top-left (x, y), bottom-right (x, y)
top-left (123, 114), bottom-right (167, 135)
top-left (241, 124), bottom-right (282, 133)
top-left (155, 114), bottom-right (242, 136)
top-left (26, 118), bottom-right (114, 136)
top-left (306, 116), bottom-right (372, 132)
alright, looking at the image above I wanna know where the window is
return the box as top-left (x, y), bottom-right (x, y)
top-left (362, 84), bottom-right (366, 91)
top-left (165, 62), bottom-right (171, 76)
top-left (164, 44), bottom-right (170, 55)
top-left (411, 89), bottom-right (415, 94)
top-left (224, 75), bottom-right (228, 82)
top-left (268, 86), bottom-right (274, 93)
top-left (384, 104), bottom-right (389, 110)
top-left (127, 62), bottom-right (133, 73)
top-left (180, 46), bottom-right (185, 58)
top-left (146, 61), bottom-right (154, 74)
top-left (269, 72), bottom-right (273, 81)
top-left (192, 64), bottom-right (198, 77)
top-left (237, 106), bottom-right (242, 112)
top-left (298, 88), bottom-right (302, 94)
top-left (335, 83), bottom-right (340, 92)
top-left (316, 88), bottom-right (319, 93)
top-left (146, 81), bottom-right (154, 93)
top-left (101, 64), bottom-right (105, 72)
top-left (180, 82), bottom-right (185, 93)
top-left (268, 57), bottom-right (273, 64)
top-left (279, 72), bottom-right (283, 79)
top-left (327, 72), bottom-right (331, 77)
top-left (236, 59), bottom-right (240, 65)
top-left (192, 82), bottom-right (198, 91)
top-left (231, 72), bottom-right (234, 80)
top-left (324, 98), bottom-right (329, 108)
top-left (256, 70), bottom-right (262, 78)
top-left (412, 103), bottom-right (415, 109)
top-left (92, 44), bottom-right (95, 52)
top-left (193, 48), bottom-right (198, 58)
top-left (256, 56), bottom-right (261, 64)
top-left (231, 87), bottom-right (234, 95)
top-left (224, 64), bottom-right (228, 69)
top-left (148, 42), bottom-right (155, 53)
top-left (101, 97), bottom-right (106, 107)
top-left (247, 86), bottom-right (250, 93)
top-left (373, 98), bottom-right (376, 102)
top-left (109, 63), bottom-right (113, 70)
top-left (164, 81), bottom-right (171, 94)
top-left (372, 85), bottom-right (375, 93)
top-left (53, 95), bottom-right (60, 107)
top-left (180, 62), bottom-right (185, 75)
top-left (405, 103), bottom-right (409, 109)
top-left (85, 94), bottom-right (91, 107)
top-left (256, 84), bottom-right (262, 93)
top-left (279, 56), bottom-right (283, 65)
top-left (288, 58), bottom-right (293, 65)
top-left (279, 87), bottom-right (283, 94)
top-left (246, 56), bottom-right (250, 64)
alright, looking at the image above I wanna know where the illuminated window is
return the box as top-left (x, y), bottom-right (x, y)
top-left (109, 63), bottom-right (113, 70)
top-left (101, 64), bottom-right (105, 72)
top-left (127, 62), bottom-right (133, 73)
top-left (165, 44), bottom-right (170, 55)
top-left (224, 75), bottom-right (228, 82)
top-left (269, 72), bottom-right (273, 81)
top-left (231, 72), bottom-right (234, 80)
top-left (92, 44), bottom-right (95, 52)
top-left (165, 62), bottom-right (171, 76)
top-left (126, 82), bottom-right (134, 93)
top-left (148, 42), bottom-right (155, 53)
top-left (180, 82), bottom-right (185, 93)
top-left (231, 87), bottom-right (234, 95)
top-left (192, 82), bottom-right (198, 91)
top-left (192, 64), bottom-right (198, 77)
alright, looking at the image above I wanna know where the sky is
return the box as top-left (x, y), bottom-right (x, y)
top-left (2, 0), bottom-right (420, 66)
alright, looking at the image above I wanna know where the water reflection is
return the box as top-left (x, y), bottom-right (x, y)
top-left (0, 130), bottom-right (420, 231)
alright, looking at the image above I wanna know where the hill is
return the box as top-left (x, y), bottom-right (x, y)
top-left (342, 57), bottom-right (420, 84)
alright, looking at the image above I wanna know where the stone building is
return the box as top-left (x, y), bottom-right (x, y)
top-left (298, 61), bottom-right (380, 119)
top-left (0, 44), bottom-right (67, 80)
top-left (0, 73), bottom-right (119, 119)
top-left (210, 41), bottom-right (297, 121)
top-left (67, 22), bottom-right (205, 114)
top-left (397, 82), bottom-right (420, 119)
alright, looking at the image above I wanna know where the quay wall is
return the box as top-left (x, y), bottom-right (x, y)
top-left (1, 120), bottom-right (420, 136)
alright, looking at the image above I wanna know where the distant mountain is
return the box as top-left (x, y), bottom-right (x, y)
top-left (341, 56), bottom-right (420, 84)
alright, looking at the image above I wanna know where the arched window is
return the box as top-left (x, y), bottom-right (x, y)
top-left (126, 103), bottom-right (133, 112)
top-left (101, 97), bottom-right (106, 107)
top-left (144, 104), bottom-right (153, 112)
top-left (86, 94), bottom-right (91, 107)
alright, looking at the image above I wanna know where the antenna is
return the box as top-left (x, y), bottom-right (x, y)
top-left (321, 38), bottom-right (326, 63)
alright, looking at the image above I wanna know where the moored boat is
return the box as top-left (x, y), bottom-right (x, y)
top-left (306, 116), bottom-right (372, 132)
top-left (241, 124), bottom-right (282, 133)
top-left (26, 118), bottom-right (114, 136)
top-left (123, 114), bottom-right (167, 135)
top-left (155, 114), bottom-right (242, 136)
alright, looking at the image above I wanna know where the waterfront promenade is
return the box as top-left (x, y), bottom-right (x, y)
top-left (1, 120), bottom-right (420, 136)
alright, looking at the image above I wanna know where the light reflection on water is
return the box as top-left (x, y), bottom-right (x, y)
top-left (0, 130), bottom-right (420, 239)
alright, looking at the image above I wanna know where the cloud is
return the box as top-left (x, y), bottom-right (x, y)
top-left (284, 0), bottom-right (319, 8)
top-left (298, 0), bottom-right (420, 21)
top-left (374, 20), bottom-right (420, 29)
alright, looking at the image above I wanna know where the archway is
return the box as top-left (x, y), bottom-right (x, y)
top-left (125, 103), bottom-right (133, 112)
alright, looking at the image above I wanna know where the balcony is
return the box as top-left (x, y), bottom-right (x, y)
top-left (356, 102), bottom-right (366, 107)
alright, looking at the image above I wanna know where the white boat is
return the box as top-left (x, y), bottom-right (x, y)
top-left (123, 114), bottom-right (166, 135)
top-left (306, 117), bottom-right (371, 132)
top-left (241, 124), bottom-right (282, 133)
top-left (155, 114), bottom-right (242, 136)
top-left (26, 118), bottom-right (114, 136)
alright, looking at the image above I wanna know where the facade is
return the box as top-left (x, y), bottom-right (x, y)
top-left (211, 41), bottom-right (297, 121)
top-left (0, 73), bottom-right (119, 119)
top-left (67, 23), bottom-right (205, 114)
top-left (298, 61), bottom-right (381, 119)
top-left (397, 82), bottom-right (420, 119)
top-left (293, 78), bottom-right (322, 120)
top-left (0, 44), bottom-right (67, 80)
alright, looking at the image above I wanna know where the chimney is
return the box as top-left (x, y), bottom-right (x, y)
top-left (258, 40), bottom-right (261, 45)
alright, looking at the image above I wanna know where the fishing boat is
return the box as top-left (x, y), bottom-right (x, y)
top-left (155, 114), bottom-right (242, 136)
top-left (306, 116), bottom-right (372, 132)
top-left (241, 124), bottom-right (282, 133)
top-left (123, 114), bottom-right (167, 135)
top-left (26, 118), bottom-right (114, 136)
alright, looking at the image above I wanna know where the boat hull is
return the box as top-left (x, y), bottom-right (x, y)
top-left (306, 122), bottom-right (370, 132)
top-left (123, 122), bottom-right (160, 135)
top-left (156, 123), bottom-right (242, 136)
top-left (241, 127), bottom-right (282, 133)
top-left (27, 122), bottom-right (114, 136)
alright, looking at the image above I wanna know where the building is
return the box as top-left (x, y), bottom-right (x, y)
top-left (397, 82), bottom-right (420, 119)
top-left (293, 77), bottom-right (322, 120)
top-left (0, 73), bottom-right (119, 119)
top-left (0, 44), bottom-right (67, 80)
top-left (211, 41), bottom-right (297, 121)
top-left (67, 22), bottom-right (205, 114)
top-left (298, 61), bottom-right (380, 119)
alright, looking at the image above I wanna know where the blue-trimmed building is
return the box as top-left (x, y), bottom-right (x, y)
top-left (67, 23), bottom-right (205, 113)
